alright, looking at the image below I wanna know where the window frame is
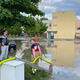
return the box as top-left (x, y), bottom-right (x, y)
top-left (48, 23), bottom-right (52, 29)
top-left (49, 23), bottom-right (52, 26)
top-left (53, 25), bottom-right (57, 27)
top-left (53, 17), bottom-right (57, 19)
top-left (77, 27), bottom-right (80, 30)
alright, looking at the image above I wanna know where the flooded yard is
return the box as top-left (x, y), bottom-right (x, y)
top-left (5, 40), bottom-right (80, 80)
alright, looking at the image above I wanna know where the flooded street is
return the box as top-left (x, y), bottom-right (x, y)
top-left (7, 40), bottom-right (80, 80)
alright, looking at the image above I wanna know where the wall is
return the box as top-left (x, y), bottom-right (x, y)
top-left (75, 20), bottom-right (80, 37)
top-left (48, 11), bottom-right (76, 39)
top-left (42, 20), bottom-right (52, 33)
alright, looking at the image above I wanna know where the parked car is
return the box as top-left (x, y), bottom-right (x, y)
top-left (9, 41), bottom-right (16, 51)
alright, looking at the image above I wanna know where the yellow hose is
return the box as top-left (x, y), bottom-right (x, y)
top-left (23, 56), bottom-right (52, 64)
top-left (0, 57), bottom-right (15, 66)
top-left (0, 56), bottom-right (52, 66)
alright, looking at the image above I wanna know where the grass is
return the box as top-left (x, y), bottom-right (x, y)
top-left (25, 65), bottom-right (52, 80)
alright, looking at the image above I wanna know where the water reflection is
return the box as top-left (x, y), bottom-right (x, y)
top-left (48, 41), bottom-right (74, 67)
top-left (15, 40), bottom-right (22, 50)
top-left (47, 41), bottom-right (80, 80)
top-left (22, 44), bottom-right (48, 61)
top-left (8, 40), bottom-right (75, 68)
top-left (6, 40), bottom-right (80, 80)
top-left (8, 50), bottom-right (16, 57)
top-left (8, 40), bottom-right (23, 58)
top-left (75, 41), bottom-right (80, 57)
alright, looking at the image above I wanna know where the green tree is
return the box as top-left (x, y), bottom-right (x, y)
top-left (7, 27), bottom-right (22, 35)
top-left (0, 0), bottom-right (44, 34)
top-left (24, 18), bottom-right (48, 36)
top-left (37, 18), bottom-right (48, 35)
top-left (24, 20), bottom-right (40, 36)
top-left (40, 17), bottom-right (48, 21)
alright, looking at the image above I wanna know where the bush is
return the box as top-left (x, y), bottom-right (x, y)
top-left (25, 65), bottom-right (51, 80)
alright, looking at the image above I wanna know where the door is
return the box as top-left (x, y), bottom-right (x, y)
top-left (48, 32), bottom-right (51, 39)
top-left (51, 33), bottom-right (54, 39)
top-left (51, 33), bottom-right (54, 44)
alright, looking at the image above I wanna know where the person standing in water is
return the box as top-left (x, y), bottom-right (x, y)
top-left (0, 30), bottom-right (10, 61)
top-left (31, 39), bottom-right (42, 68)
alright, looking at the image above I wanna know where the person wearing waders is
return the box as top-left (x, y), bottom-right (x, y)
top-left (0, 30), bottom-right (10, 61)
top-left (31, 39), bottom-right (42, 74)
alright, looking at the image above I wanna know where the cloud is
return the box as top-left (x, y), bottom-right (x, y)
top-left (20, 12), bottom-right (42, 19)
top-left (45, 13), bottom-right (52, 20)
top-left (38, 0), bottom-right (80, 20)
top-left (44, 6), bottom-right (56, 13)
top-left (64, 0), bottom-right (80, 4)
top-left (76, 16), bottom-right (80, 20)
top-left (20, 12), bottom-right (30, 17)
top-left (20, 0), bottom-right (80, 20)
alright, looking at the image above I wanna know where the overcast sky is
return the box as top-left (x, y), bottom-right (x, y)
top-left (38, 0), bottom-right (80, 20)
top-left (21, 0), bottom-right (80, 20)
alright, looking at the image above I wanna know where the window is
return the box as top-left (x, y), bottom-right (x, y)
top-left (48, 49), bottom-right (51, 52)
top-left (52, 59), bottom-right (56, 61)
top-left (52, 52), bottom-right (56, 54)
top-left (77, 27), bottom-right (80, 30)
top-left (53, 17), bottom-right (57, 19)
top-left (53, 25), bottom-right (57, 27)
top-left (9, 41), bottom-right (15, 44)
top-left (48, 23), bottom-right (52, 29)
top-left (76, 47), bottom-right (80, 50)
top-left (49, 23), bottom-right (52, 26)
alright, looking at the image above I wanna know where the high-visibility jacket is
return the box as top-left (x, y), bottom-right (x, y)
top-left (31, 43), bottom-right (39, 54)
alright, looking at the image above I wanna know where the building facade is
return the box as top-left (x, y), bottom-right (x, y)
top-left (42, 20), bottom-right (52, 33)
top-left (75, 20), bottom-right (80, 38)
top-left (47, 11), bottom-right (75, 39)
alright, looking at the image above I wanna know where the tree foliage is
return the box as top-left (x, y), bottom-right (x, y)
top-left (7, 27), bottom-right (22, 35)
top-left (24, 18), bottom-right (48, 36)
top-left (24, 19), bottom-right (40, 36)
top-left (0, 0), bottom-right (44, 35)
top-left (40, 17), bottom-right (48, 21)
top-left (37, 18), bottom-right (48, 35)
